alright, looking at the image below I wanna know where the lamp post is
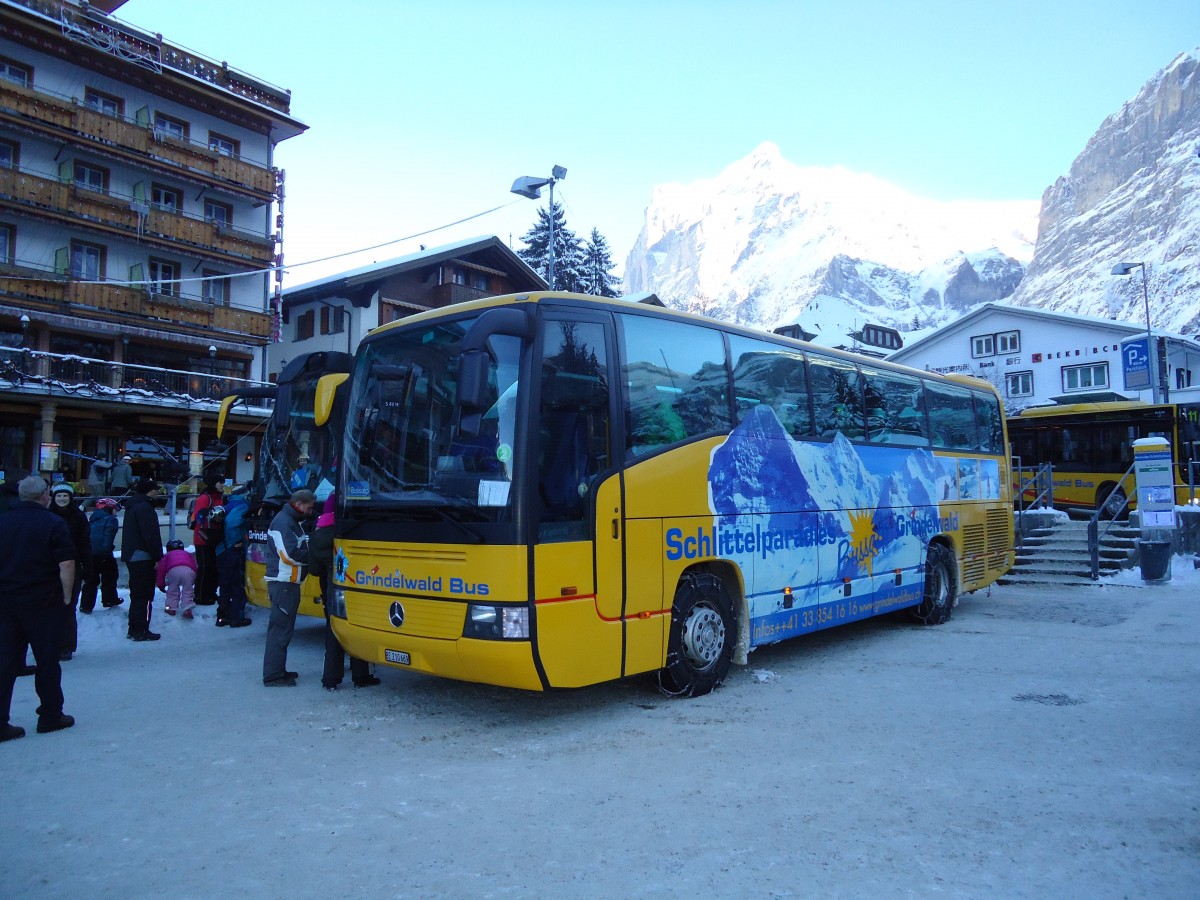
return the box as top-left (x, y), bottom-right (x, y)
top-left (1112, 261), bottom-right (1158, 404)
top-left (511, 165), bottom-right (567, 289)
top-left (19, 313), bottom-right (29, 347)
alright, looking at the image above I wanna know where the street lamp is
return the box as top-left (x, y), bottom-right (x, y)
top-left (19, 313), bottom-right (29, 347)
top-left (1112, 261), bottom-right (1158, 404)
top-left (511, 164), bottom-right (567, 289)
top-left (208, 344), bottom-right (217, 359)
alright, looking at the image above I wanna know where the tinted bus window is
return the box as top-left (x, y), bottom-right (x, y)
top-left (926, 382), bottom-right (980, 450)
top-left (621, 315), bottom-right (730, 457)
top-left (809, 357), bottom-right (864, 439)
top-left (974, 390), bottom-right (1004, 454)
top-left (729, 336), bottom-right (813, 438)
top-left (861, 367), bottom-right (929, 446)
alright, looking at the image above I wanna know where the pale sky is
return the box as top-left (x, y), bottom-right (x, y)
top-left (119, 0), bottom-right (1198, 286)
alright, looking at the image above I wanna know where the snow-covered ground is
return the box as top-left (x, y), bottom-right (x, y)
top-left (3, 558), bottom-right (1199, 898)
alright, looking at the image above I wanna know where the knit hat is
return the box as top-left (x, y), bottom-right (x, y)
top-left (49, 483), bottom-right (74, 495)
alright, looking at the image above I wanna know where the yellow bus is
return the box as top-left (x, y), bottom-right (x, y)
top-left (1008, 400), bottom-right (1200, 517)
top-left (327, 292), bottom-right (1014, 696)
top-left (218, 351), bottom-right (351, 617)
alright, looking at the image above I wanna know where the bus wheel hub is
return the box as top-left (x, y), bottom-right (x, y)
top-left (682, 604), bottom-right (725, 670)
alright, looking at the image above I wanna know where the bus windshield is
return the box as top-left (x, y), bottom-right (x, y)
top-left (341, 316), bottom-right (522, 526)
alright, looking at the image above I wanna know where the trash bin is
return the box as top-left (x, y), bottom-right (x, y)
top-left (1138, 540), bottom-right (1172, 583)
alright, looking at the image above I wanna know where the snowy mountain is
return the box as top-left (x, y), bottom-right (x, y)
top-left (1010, 51), bottom-right (1200, 335)
top-left (623, 142), bottom-right (1038, 345)
top-left (624, 48), bottom-right (1200, 345)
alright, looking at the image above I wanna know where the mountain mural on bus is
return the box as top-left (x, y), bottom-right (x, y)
top-left (704, 405), bottom-right (997, 645)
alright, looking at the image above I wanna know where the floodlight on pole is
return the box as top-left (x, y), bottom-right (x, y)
top-left (510, 165), bottom-right (567, 289)
top-left (1111, 261), bottom-right (1158, 404)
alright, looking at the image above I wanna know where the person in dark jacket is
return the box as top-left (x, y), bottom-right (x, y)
top-left (312, 494), bottom-right (379, 691)
top-left (80, 498), bottom-right (121, 612)
top-left (1, 475), bottom-right (76, 741)
top-left (190, 474), bottom-right (226, 607)
top-left (121, 478), bottom-right (164, 642)
top-left (261, 488), bottom-right (316, 686)
top-left (48, 484), bottom-right (89, 661)
top-left (214, 491), bottom-right (251, 628)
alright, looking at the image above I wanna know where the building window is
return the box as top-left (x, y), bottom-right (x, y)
top-left (473, 273), bottom-right (489, 292)
top-left (202, 270), bottom-right (230, 305)
top-left (997, 330), bottom-right (1020, 353)
top-left (204, 199), bottom-right (232, 227)
top-left (149, 258), bottom-right (180, 296)
top-left (153, 112), bottom-right (188, 141)
top-left (74, 161), bottom-right (109, 193)
top-left (452, 267), bottom-right (468, 285)
top-left (1006, 371), bottom-right (1034, 398)
top-left (71, 241), bottom-right (105, 280)
top-left (151, 183), bottom-right (182, 213)
top-left (0, 59), bottom-right (30, 86)
top-left (1063, 363), bottom-right (1109, 392)
top-left (208, 132), bottom-right (240, 157)
top-left (84, 88), bottom-right (122, 117)
top-left (295, 310), bottom-right (315, 341)
top-left (320, 304), bottom-right (345, 335)
top-left (971, 334), bottom-right (995, 358)
top-left (0, 223), bottom-right (13, 265)
top-left (1177, 368), bottom-right (1193, 390)
top-left (0, 139), bottom-right (17, 169)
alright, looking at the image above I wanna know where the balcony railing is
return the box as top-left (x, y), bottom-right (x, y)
top-left (0, 345), bottom-right (272, 407)
top-left (429, 282), bottom-right (493, 307)
top-left (0, 260), bottom-right (271, 340)
top-left (8, 0), bottom-right (294, 116)
top-left (0, 166), bottom-right (275, 265)
top-left (0, 79), bottom-right (277, 197)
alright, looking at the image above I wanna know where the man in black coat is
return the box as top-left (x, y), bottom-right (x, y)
top-left (1, 475), bottom-right (77, 742)
top-left (121, 478), bottom-right (164, 642)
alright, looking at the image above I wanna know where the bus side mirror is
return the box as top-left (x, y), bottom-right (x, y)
top-left (458, 350), bottom-right (489, 438)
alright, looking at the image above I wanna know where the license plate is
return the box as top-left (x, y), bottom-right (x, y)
top-left (385, 649), bottom-right (411, 665)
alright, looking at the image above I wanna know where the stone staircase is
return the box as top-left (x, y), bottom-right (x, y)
top-left (999, 514), bottom-right (1140, 586)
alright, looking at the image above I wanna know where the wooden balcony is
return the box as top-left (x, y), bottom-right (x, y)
top-left (0, 266), bottom-right (271, 341)
top-left (0, 167), bottom-right (275, 265)
top-left (0, 73), bottom-right (277, 197)
top-left (429, 282), bottom-right (493, 307)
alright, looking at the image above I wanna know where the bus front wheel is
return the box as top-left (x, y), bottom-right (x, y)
top-left (910, 544), bottom-right (957, 625)
top-left (658, 571), bottom-right (735, 698)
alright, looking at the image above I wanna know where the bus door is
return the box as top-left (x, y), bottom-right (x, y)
top-left (530, 312), bottom-right (630, 687)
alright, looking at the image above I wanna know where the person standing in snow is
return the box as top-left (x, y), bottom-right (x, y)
top-left (121, 478), bottom-right (163, 642)
top-left (261, 488), bottom-right (316, 686)
top-left (108, 454), bottom-right (134, 495)
top-left (189, 474), bottom-right (226, 607)
top-left (214, 490), bottom-right (251, 628)
top-left (312, 493), bottom-right (379, 691)
top-left (156, 539), bottom-right (197, 619)
top-left (48, 484), bottom-right (88, 661)
top-left (0, 476), bottom-right (77, 742)
top-left (80, 498), bottom-right (121, 613)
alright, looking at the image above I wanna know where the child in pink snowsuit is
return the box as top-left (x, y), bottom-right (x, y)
top-left (156, 539), bottom-right (198, 619)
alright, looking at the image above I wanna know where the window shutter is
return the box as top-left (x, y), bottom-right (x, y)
top-left (58, 159), bottom-right (73, 183)
top-left (133, 181), bottom-right (146, 203)
top-left (135, 106), bottom-right (150, 127)
top-left (54, 246), bottom-right (68, 275)
top-left (129, 263), bottom-right (144, 285)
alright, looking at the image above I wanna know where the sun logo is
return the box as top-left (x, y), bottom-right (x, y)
top-left (334, 547), bottom-right (350, 583)
top-left (847, 511), bottom-right (879, 576)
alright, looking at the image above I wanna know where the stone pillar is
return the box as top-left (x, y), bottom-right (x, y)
top-left (38, 401), bottom-right (57, 475)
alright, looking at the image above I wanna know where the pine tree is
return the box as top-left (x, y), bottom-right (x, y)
top-left (580, 228), bottom-right (621, 297)
top-left (516, 201), bottom-right (584, 291)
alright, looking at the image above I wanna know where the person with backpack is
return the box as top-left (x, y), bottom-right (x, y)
top-left (189, 474), bottom-right (226, 607)
top-left (122, 478), bottom-right (164, 642)
top-left (214, 490), bottom-right (251, 628)
top-left (80, 498), bottom-right (121, 613)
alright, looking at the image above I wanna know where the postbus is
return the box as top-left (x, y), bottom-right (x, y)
top-left (326, 292), bottom-right (1014, 696)
top-left (218, 351), bottom-right (352, 616)
top-left (1008, 400), bottom-right (1200, 517)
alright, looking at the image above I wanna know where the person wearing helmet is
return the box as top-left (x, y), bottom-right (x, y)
top-left (48, 484), bottom-right (88, 660)
top-left (190, 473), bottom-right (226, 608)
top-left (81, 498), bottom-right (121, 613)
top-left (156, 537), bottom-right (197, 619)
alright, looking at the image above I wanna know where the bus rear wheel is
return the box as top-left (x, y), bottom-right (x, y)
top-left (910, 543), bottom-right (957, 625)
top-left (657, 571), bottom-right (735, 698)
top-left (1098, 485), bottom-right (1127, 520)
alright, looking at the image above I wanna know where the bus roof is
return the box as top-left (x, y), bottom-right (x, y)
top-left (1014, 400), bottom-right (1168, 419)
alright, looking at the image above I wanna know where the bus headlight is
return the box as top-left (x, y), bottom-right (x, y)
top-left (463, 604), bottom-right (529, 640)
top-left (329, 587), bottom-right (347, 619)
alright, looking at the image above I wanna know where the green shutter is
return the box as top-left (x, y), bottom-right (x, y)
top-left (135, 106), bottom-right (150, 127)
top-left (58, 159), bottom-right (73, 184)
top-left (129, 263), bottom-right (144, 285)
top-left (54, 246), bottom-right (68, 275)
top-left (132, 181), bottom-right (145, 203)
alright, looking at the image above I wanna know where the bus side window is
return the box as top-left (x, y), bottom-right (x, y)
top-left (620, 315), bottom-right (729, 458)
top-left (926, 382), bottom-right (980, 450)
top-left (974, 391), bottom-right (1004, 454)
top-left (729, 336), bottom-right (813, 439)
top-left (862, 368), bottom-right (928, 446)
top-left (809, 358), bottom-right (864, 439)
top-left (537, 319), bottom-right (610, 542)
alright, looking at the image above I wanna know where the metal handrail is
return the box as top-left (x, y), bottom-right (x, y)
top-left (1087, 463), bottom-right (1136, 580)
top-left (1012, 458), bottom-right (1054, 545)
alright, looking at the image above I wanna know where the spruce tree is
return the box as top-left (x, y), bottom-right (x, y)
top-left (517, 201), bottom-right (584, 291)
top-left (580, 228), bottom-right (621, 297)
